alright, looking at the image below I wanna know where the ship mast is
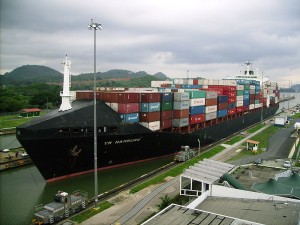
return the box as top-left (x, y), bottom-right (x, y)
top-left (59, 55), bottom-right (72, 111)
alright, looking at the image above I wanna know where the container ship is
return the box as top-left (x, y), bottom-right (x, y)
top-left (16, 58), bottom-right (280, 182)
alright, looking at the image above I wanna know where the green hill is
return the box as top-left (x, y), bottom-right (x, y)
top-left (0, 65), bottom-right (168, 87)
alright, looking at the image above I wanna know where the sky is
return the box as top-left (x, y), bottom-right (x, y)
top-left (1, 0), bottom-right (300, 87)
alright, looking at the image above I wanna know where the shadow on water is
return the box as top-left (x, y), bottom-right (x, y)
top-left (0, 156), bottom-right (173, 225)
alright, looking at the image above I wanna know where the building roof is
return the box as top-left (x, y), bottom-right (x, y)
top-left (246, 139), bottom-right (260, 144)
top-left (142, 204), bottom-right (261, 225)
top-left (20, 108), bottom-right (41, 113)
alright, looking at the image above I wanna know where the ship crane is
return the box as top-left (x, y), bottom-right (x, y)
top-left (59, 55), bottom-right (72, 111)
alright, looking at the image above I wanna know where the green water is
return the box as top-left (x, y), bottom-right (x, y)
top-left (0, 156), bottom-right (173, 225)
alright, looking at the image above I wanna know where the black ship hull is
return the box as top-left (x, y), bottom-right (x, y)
top-left (16, 100), bottom-right (279, 182)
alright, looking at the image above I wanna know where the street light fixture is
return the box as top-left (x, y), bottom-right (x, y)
top-left (88, 19), bottom-right (102, 206)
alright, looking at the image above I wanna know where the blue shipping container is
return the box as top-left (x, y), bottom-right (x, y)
top-left (189, 105), bottom-right (205, 115)
top-left (140, 102), bottom-right (160, 112)
top-left (161, 93), bottom-right (173, 102)
top-left (119, 112), bottom-right (139, 123)
top-left (243, 99), bottom-right (250, 106)
top-left (228, 103), bottom-right (236, 109)
top-left (217, 109), bottom-right (228, 117)
top-left (218, 95), bottom-right (228, 103)
top-left (243, 94), bottom-right (250, 100)
top-left (243, 90), bottom-right (250, 95)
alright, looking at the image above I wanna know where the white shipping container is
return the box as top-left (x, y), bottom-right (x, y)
top-left (198, 79), bottom-right (205, 85)
top-left (173, 101), bottom-right (189, 110)
top-left (189, 98), bottom-right (205, 106)
top-left (205, 112), bottom-right (217, 121)
top-left (140, 121), bottom-right (160, 131)
top-left (222, 79), bottom-right (237, 86)
top-left (151, 81), bottom-right (172, 88)
top-left (255, 103), bottom-right (262, 108)
top-left (249, 85), bottom-right (255, 90)
top-left (206, 92), bottom-right (218, 99)
top-left (249, 104), bottom-right (255, 110)
top-left (249, 89), bottom-right (255, 95)
top-left (183, 79), bottom-right (194, 85)
top-left (236, 96), bottom-right (244, 101)
top-left (174, 92), bottom-right (189, 101)
top-left (205, 105), bottom-right (217, 113)
top-left (275, 96), bottom-right (278, 103)
top-left (270, 82), bottom-right (277, 87)
top-left (203, 79), bottom-right (209, 85)
top-left (236, 85), bottom-right (244, 91)
top-left (236, 101), bottom-right (243, 107)
top-left (172, 118), bottom-right (189, 127)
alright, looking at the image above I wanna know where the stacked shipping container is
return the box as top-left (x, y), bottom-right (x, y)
top-left (75, 78), bottom-right (280, 132)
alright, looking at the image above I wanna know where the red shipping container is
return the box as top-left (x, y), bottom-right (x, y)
top-left (115, 92), bottom-right (140, 103)
top-left (227, 97), bottom-right (236, 103)
top-left (205, 98), bottom-right (218, 106)
top-left (205, 88), bottom-right (223, 95)
top-left (117, 103), bottom-right (139, 114)
top-left (227, 108), bottom-right (236, 115)
top-left (160, 119), bottom-right (172, 129)
top-left (173, 109), bottom-right (189, 119)
top-left (139, 111), bottom-right (160, 122)
top-left (189, 114), bottom-right (205, 124)
top-left (224, 91), bottom-right (236, 97)
top-left (218, 102), bottom-right (228, 110)
top-left (236, 106), bottom-right (245, 112)
top-left (141, 92), bottom-right (161, 102)
top-left (222, 86), bottom-right (236, 92)
top-left (161, 110), bottom-right (173, 120)
top-left (193, 79), bottom-right (198, 85)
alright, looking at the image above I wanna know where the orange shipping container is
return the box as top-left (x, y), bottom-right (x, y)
top-left (205, 98), bottom-right (217, 106)
top-left (173, 109), bottom-right (189, 119)
top-left (160, 119), bottom-right (172, 129)
top-left (141, 92), bottom-right (161, 102)
top-left (161, 110), bottom-right (173, 120)
top-left (139, 111), bottom-right (160, 122)
top-left (218, 102), bottom-right (228, 110)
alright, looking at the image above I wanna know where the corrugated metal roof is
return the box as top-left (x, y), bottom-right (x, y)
top-left (182, 159), bottom-right (234, 184)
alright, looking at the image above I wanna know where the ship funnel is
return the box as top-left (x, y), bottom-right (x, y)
top-left (59, 55), bottom-right (72, 111)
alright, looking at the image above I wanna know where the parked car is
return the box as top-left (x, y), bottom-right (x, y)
top-left (254, 158), bottom-right (263, 165)
top-left (283, 161), bottom-right (291, 168)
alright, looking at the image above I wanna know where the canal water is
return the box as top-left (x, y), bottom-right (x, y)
top-left (0, 93), bottom-right (299, 225)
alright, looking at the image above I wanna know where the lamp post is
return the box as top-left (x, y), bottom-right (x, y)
top-left (88, 19), bottom-right (102, 206)
top-left (261, 70), bottom-right (264, 122)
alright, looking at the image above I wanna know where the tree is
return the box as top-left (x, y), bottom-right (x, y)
top-left (157, 195), bottom-right (171, 210)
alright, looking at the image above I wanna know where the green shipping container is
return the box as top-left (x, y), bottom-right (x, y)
top-left (244, 84), bottom-right (250, 90)
top-left (161, 101), bottom-right (173, 111)
top-left (236, 90), bottom-right (244, 96)
top-left (185, 90), bottom-right (206, 99)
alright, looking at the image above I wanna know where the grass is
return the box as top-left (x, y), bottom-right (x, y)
top-left (224, 136), bottom-right (245, 145)
top-left (70, 201), bottom-right (114, 223)
top-left (247, 123), bottom-right (266, 133)
top-left (129, 145), bottom-right (225, 194)
top-left (0, 111), bottom-right (49, 129)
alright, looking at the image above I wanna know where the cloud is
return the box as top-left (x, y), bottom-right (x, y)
top-left (1, 0), bottom-right (300, 85)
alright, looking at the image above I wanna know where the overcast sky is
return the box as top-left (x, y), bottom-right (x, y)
top-left (1, 0), bottom-right (300, 86)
